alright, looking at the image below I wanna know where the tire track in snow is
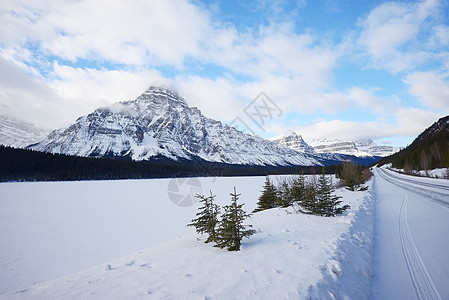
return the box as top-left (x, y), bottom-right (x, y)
top-left (385, 170), bottom-right (449, 192)
top-left (378, 169), bottom-right (449, 209)
top-left (398, 194), bottom-right (442, 300)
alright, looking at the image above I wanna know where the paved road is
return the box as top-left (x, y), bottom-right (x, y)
top-left (371, 168), bottom-right (449, 300)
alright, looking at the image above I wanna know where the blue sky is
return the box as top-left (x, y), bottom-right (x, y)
top-left (1, 0), bottom-right (448, 147)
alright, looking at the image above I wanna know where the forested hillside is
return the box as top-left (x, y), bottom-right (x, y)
top-left (377, 116), bottom-right (449, 171)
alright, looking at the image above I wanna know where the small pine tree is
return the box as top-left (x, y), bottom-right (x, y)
top-left (215, 188), bottom-right (256, 251)
top-left (253, 176), bottom-right (279, 212)
top-left (316, 168), bottom-right (350, 217)
top-left (277, 179), bottom-right (293, 207)
top-left (297, 175), bottom-right (320, 215)
top-left (187, 191), bottom-right (220, 243)
top-left (290, 172), bottom-right (307, 212)
top-left (304, 183), bottom-right (319, 214)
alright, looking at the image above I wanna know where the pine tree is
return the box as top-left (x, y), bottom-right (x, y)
top-left (253, 176), bottom-right (279, 212)
top-left (215, 188), bottom-right (256, 251)
top-left (187, 191), bottom-right (220, 243)
top-left (290, 172), bottom-right (307, 212)
top-left (277, 179), bottom-right (293, 207)
top-left (316, 168), bottom-right (350, 217)
top-left (297, 175), bottom-right (320, 215)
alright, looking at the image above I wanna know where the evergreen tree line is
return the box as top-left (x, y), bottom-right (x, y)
top-left (377, 116), bottom-right (449, 173)
top-left (1, 145), bottom-right (345, 182)
top-left (253, 163), bottom-right (372, 217)
top-left (188, 188), bottom-right (256, 251)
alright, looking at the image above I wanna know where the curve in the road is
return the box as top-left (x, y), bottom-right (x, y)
top-left (398, 193), bottom-right (442, 300)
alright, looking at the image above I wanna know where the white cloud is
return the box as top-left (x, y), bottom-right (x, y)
top-left (262, 105), bottom-right (440, 145)
top-left (394, 107), bottom-right (441, 136)
top-left (283, 107), bottom-right (439, 145)
top-left (357, 0), bottom-right (443, 73)
top-left (0, 57), bottom-right (66, 128)
top-left (429, 25), bottom-right (449, 47)
top-left (404, 71), bottom-right (449, 111)
top-left (347, 87), bottom-right (399, 114)
top-left (1, 0), bottom-right (211, 66)
top-left (206, 22), bottom-right (339, 85)
top-left (0, 57), bottom-right (171, 128)
top-left (174, 75), bottom-right (245, 122)
top-left (292, 119), bottom-right (394, 142)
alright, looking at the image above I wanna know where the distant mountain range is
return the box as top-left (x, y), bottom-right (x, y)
top-left (271, 131), bottom-right (400, 158)
top-left (0, 115), bottom-right (49, 148)
top-left (1, 87), bottom-right (398, 167)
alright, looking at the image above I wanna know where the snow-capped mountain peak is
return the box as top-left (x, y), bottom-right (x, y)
top-left (270, 131), bottom-right (316, 154)
top-left (30, 87), bottom-right (321, 166)
top-left (136, 86), bottom-right (188, 107)
top-left (354, 139), bottom-right (400, 157)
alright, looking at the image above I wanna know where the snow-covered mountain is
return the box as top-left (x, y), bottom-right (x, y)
top-left (272, 134), bottom-right (399, 159)
top-left (354, 139), bottom-right (400, 157)
top-left (307, 139), bottom-right (399, 158)
top-left (270, 131), bottom-right (316, 155)
top-left (0, 115), bottom-right (49, 148)
top-left (309, 139), bottom-right (373, 157)
top-left (30, 87), bottom-right (321, 166)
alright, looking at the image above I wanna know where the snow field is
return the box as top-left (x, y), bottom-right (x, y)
top-left (0, 176), bottom-right (266, 295)
top-left (0, 175), bottom-right (375, 299)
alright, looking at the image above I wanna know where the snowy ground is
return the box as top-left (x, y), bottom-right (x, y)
top-left (0, 175), bottom-right (375, 299)
top-left (371, 167), bottom-right (449, 299)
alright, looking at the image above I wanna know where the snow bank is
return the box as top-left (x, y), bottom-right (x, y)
top-left (382, 164), bottom-right (449, 179)
top-left (2, 178), bottom-right (375, 299)
top-left (308, 181), bottom-right (375, 299)
top-left (417, 168), bottom-right (448, 179)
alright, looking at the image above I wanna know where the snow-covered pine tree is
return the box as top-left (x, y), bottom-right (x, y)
top-left (215, 187), bottom-right (256, 251)
top-left (187, 191), bottom-right (220, 243)
top-left (316, 168), bottom-right (350, 217)
top-left (253, 176), bottom-right (279, 213)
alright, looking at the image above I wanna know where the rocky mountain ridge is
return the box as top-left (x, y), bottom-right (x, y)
top-left (29, 87), bottom-right (322, 166)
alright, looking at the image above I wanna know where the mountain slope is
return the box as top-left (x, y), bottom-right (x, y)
top-left (0, 115), bottom-right (48, 148)
top-left (30, 87), bottom-right (321, 166)
top-left (377, 115), bottom-right (449, 170)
